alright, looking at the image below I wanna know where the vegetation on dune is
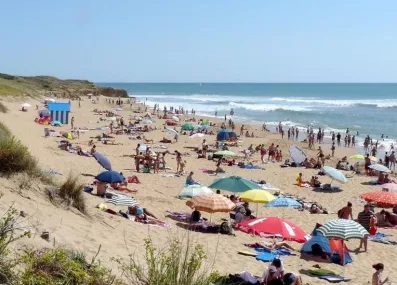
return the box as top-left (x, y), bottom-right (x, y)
top-left (0, 72), bottom-right (128, 98)
top-left (0, 101), bottom-right (8, 113)
top-left (47, 173), bottom-right (87, 214)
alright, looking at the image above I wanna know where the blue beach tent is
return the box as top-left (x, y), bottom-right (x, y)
top-left (217, 130), bottom-right (237, 141)
top-left (301, 225), bottom-right (352, 266)
top-left (48, 102), bottom-right (71, 124)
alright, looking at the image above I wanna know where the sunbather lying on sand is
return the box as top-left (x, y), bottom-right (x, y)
top-left (134, 208), bottom-right (167, 226)
top-left (253, 241), bottom-right (296, 251)
top-left (142, 135), bottom-right (154, 144)
top-left (129, 205), bottom-right (157, 219)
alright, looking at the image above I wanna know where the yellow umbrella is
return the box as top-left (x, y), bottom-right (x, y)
top-left (239, 189), bottom-right (276, 216)
top-left (350, 154), bottom-right (377, 162)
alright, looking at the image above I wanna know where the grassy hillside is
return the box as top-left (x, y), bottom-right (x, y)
top-left (0, 73), bottom-right (128, 98)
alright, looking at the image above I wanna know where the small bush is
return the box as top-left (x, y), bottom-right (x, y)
top-left (0, 101), bottom-right (8, 113)
top-left (20, 248), bottom-right (123, 285)
top-left (115, 236), bottom-right (221, 285)
top-left (47, 174), bottom-right (86, 214)
top-left (0, 134), bottom-right (38, 176)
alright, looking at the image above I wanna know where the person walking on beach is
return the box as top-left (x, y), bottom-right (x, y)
top-left (338, 202), bottom-right (353, 219)
top-left (390, 151), bottom-right (396, 170)
top-left (365, 154), bottom-right (371, 175)
top-left (337, 132), bottom-right (341, 147)
top-left (331, 143), bottom-right (335, 157)
top-left (352, 135), bottom-right (356, 147)
top-left (385, 152), bottom-right (390, 168)
top-left (357, 204), bottom-right (374, 252)
top-left (295, 128), bottom-right (299, 140)
top-left (71, 117), bottom-right (74, 130)
top-left (240, 125), bottom-right (245, 136)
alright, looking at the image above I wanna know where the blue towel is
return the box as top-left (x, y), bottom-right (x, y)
top-left (368, 180), bottom-right (379, 185)
top-left (374, 232), bottom-right (391, 238)
top-left (254, 248), bottom-right (295, 256)
top-left (41, 170), bottom-right (62, 175)
top-left (255, 252), bottom-right (279, 262)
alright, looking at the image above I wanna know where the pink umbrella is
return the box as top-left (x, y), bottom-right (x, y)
top-left (380, 183), bottom-right (397, 192)
top-left (236, 217), bottom-right (309, 243)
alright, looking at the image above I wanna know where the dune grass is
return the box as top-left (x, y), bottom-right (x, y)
top-left (47, 173), bottom-right (87, 214)
top-left (0, 101), bottom-right (8, 113)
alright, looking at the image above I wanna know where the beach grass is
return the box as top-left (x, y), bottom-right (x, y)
top-left (47, 173), bottom-right (87, 214)
top-left (0, 101), bottom-right (8, 113)
top-left (115, 236), bottom-right (224, 285)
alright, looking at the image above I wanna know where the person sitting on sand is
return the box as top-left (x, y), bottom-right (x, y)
top-left (378, 172), bottom-right (385, 184)
top-left (296, 173), bottom-right (309, 186)
top-left (186, 172), bottom-right (199, 185)
top-left (372, 263), bottom-right (389, 285)
top-left (385, 211), bottom-right (397, 226)
top-left (338, 202), bottom-right (353, 219)
top-left (383, 174), bottom-right (396, 184)
top-left (90, 145), bottom-right (96, 155)
top-left (143, 135), bottom-right (153, 144)
top-left (262, 258), bottom-right (284, 285)
top-left (375, 210), bottom-right (393, 227)
top-left (134, 208), bottom-right (165, 225)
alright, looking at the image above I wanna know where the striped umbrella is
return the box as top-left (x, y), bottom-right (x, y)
top-left (360, 191), bottom-right (397, 207)
top-left (264, 197), bottom-right (302, 208)
top-left (214, 150), bottom-right (236, 157)
top-left (317, 219), bottom-right (368, 240)
top-left (368, 164), bottom-right (390, 173)
top-left (108, 194), bottom-right (138, 206)
top-left (186, 194), bottom-right (235, 213)
top-left (178, 185), bottom-right (214, 198)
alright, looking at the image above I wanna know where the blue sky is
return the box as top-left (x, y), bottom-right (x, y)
top-left (1, 1), bottom-right (396, 82)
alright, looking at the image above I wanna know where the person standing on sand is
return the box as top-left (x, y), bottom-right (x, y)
top-left (331, 143), bottom-right (335, 157)
top-left (295, 128), bottom-right (299, 140)
top-left (71, 117), bottom-right (74, 130)
top-left (337, 132), bottom-right (341, 147)
top-left (240, 125), bottom-right (245, 136)
top-left (338, 202), bottom-right (353, 219)
top-left (389, 151), bottom-right (396, 170)
top-left (365, 154), bottom-right (371, 175)
top-left (357, 204), bottom-right (374, 252)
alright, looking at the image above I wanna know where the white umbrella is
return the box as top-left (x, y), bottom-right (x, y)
top-left (44, 98), bottom-right (55, 102)
top-left (189, 133), bottom-right (205, 139)
top-left (21, 103), bottom-right (31, 108)
top-left (172, 116), bottom-right (180, 122)
top-left (322, 166), bottom-right (348, 184)
top-left (368, 164), bottom-right (390, 173)
top-left (165, 128), bottom-right (178, 136)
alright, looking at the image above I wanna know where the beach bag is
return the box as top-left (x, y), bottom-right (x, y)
top-left (369, 217), bottom-right (377, 235)
top-left (220, 221), bottom-right (232, 235)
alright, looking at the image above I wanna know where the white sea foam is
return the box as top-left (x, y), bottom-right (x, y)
top-left (228, 102), bottom-right (312, 112)
top-left (270, 97), bottom-right (397, 108)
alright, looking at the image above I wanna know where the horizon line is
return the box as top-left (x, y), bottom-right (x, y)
top-left (95, 82), bottom-right (397, 84)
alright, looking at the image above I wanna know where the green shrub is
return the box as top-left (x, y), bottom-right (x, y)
top-left (115, 236), bottom-right (221, 285)
top-left (0, 202), bottom-right (31, 284)
top-left (0, 101), bottom-right (7, 113)
top-left (20, 248), bottom-right (123, 285)
top-left (47, 174), bottom-right (87, 214)
top-left (0, 134), bottom-right (38, 176)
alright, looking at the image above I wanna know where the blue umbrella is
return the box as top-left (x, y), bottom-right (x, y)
top-left (93, 152), bottom-right (112, 170)
top-left (198, 125), bottom-right (210, 129)
top-left (96, 170), bottom-right (124, 183)
top-left (50, 120), bottom-right (62, 126)
top-left (264, 197), bottom-right (302, 208)
top-left (38, 110), bottom-right (50, 117)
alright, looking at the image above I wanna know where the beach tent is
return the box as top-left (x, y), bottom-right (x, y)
top-left (48, 102), bottom-right (71, 124)
top-left (216, 130), bottom-right (237, 141)
top-left (301, 225), bottom-right (352, 266)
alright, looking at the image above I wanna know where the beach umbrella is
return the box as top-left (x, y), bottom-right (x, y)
top-left (380, 183), bottom-right (397, 192)
top-left (108, 194), bottom-right (138, 206)
top-left (62, 132), bottom-right (73, 140)
top-left (368, 164), bottom-right (390, 173)
top-left (189, 133), bottom-right (205, 139)
top-left (317, 219), bottom-right (368, 241)
top-left (289, 145), bottom-right (306, 164)
top-left (322, 166), bottom-right (348, 184)
top-left (166, 119), bottom-right (177, 126)
top-left (21, 103), bottom-right (31, 108)
top-left (239, 190), bottom-right (275, 204)
top-left (264, 197), bottom-right (302, 208)
top-left (198, 125), bottom-right (210, 129)
top-left (141, 119), bottom-right (154, 125)
top-left (93, 152), bottom-right (112, 170)
top-left (44, 98), bottom-right (55, 102)
top-left (178, 185), bottom-right (214, 198)
top-left (138, 145), bottom-right (147, 152)
top-left (186, 194), bottom-right (235, 213)
top-left (350, 154), bottom-right (377, 162)
top-left (113, 108), bottom-right (122, 111)
top-left (96, 170), bottom-right (124, 183)
top-left (214, 150), bottom-right (236, 157)
top-left (208, 176), bottom-right (261, 193)
top-left (165, 128), bottom-right (178, 136)
top-left (240, 190), bottom-right (276, 215)
top-left (236, 217), bottom-right (309, 243)
top-left (182, 123), bottom-right (195, 131)
top-left (50, 120), bottom-right (62, 126)
top-left (360, 191), bottom-right (397, 207)
top-left (38, 109), bottom-right (50, 117)
top-left (171, 116), bottom-right (179, 122)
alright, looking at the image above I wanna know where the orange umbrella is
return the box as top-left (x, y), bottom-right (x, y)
top-left (360, 191), bottom-right (397, 207)
top-left (186, 194), bottom-right (235, 213)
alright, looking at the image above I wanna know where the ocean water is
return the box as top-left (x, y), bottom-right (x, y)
top-left (97, 83), bottom-right (397, 149)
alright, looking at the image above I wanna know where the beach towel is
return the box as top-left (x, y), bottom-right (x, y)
top-left (165, 211), bottom-right (192, 222)
top-left (367, 180), bottom-right (380, 185)
top-left (238, 250), bottom-right (258, 257)
top-left (160, 174), bottom-right (182, 178)
top-left (254, 248), bottom-right (296, 256)
top-left (127, 176), bottom-right (140, 183)
top-left (41, 170), bottom-right (62, 175)
top-left (244, 165), bottom-right (263, 170)
top-left (314, 185), bottom-right (341, 191)
top-left (318, 276), bottom-right (351, 283)
top-left (107, 194), bottom-right (138, 207)
top-left (259, 184), bottom-right (280, 191)
top-left (255, 252), bottom-right (282, 262)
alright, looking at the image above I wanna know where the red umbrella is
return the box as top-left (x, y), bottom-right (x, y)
top-left (166, 119), bottom-right (177, 126)
top-left (236, 217), bottom-right (309, 243)
top-left (360, 191), bottom-right (397, 207)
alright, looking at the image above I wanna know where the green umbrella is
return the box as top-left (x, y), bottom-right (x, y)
top-left (317, 219), bottom-right (368, 240)
top-left (208, 176), bottom-right (260, 193)
top-left (214, 150), bottom-right (236, 156)
top-left (182, 123), bottom-right (195, 131)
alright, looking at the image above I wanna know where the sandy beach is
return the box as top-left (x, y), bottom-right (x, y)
top-left (1, 95), bottom-right (396, 285)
